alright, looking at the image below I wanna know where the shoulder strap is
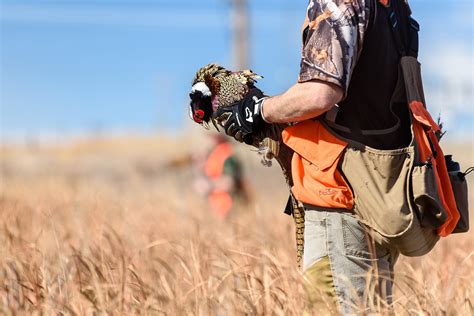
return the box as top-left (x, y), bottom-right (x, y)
top-left (379, 0), bottom-right (419, 58)
top-left (324, 0), bottom-right (422, 139)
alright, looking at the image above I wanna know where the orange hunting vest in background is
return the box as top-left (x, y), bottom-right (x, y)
top-left (205, 142), bottom-right (234, 218)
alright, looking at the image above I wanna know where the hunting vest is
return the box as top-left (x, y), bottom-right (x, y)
top-left (284, 0), bottom-right (469, 256)
top-left (205, 142), bottom-right (234, 217)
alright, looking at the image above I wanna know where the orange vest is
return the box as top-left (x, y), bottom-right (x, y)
top-left (282, 109), bottom-right (460, 237)
top-left (282, 120), bottom-right (354, 210)
top-left (204, 142), bottom-right (234, 218)
top-left (205, 142), bottom-right (233, 179)
top-left (290, 0), bottom-right (460, 237)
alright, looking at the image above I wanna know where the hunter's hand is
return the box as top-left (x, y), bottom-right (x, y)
top-left (213, 88), bottom-right (267, 145)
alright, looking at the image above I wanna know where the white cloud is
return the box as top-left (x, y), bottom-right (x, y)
top-left (419, 41), bottom-right (473, 139)
top-left (421, 42), bottom-right (473, 113)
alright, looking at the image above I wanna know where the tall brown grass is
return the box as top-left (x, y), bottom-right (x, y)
top-left (1, 134), bottom-right (473, 314)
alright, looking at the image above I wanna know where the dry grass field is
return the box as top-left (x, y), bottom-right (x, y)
top-left (1, 132), bottom-right (473, 315)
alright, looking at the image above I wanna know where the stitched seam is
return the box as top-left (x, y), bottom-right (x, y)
top-left (325, 214), bottom-right (345, 312)
top-left (302, 213), bottom-right (326, 270)
top-left (342, 216), bottom-right (372, 258)
top-left (345, 217), bottom-right (365, 243)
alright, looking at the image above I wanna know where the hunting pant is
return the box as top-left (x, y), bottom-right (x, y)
top-left (303, 209), bottom-right (399, 314)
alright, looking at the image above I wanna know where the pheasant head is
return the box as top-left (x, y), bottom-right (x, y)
top-left (189, 63), bottom-right (262, 129)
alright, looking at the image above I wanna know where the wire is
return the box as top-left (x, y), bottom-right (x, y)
top-left (463, 167), bottom-right (474, 176)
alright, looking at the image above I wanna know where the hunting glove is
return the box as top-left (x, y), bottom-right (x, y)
top-left (214, 88), bottom-right (267, 145)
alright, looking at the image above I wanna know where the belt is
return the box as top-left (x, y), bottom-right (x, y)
top-left (302, 202), bottom-right (353, 213)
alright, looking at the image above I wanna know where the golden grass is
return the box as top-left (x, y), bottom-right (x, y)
top-left (1, 134), bottom-right (473, 314)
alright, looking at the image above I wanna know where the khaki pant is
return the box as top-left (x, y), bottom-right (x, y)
top-left (303, 209), bottom-right (398, 314)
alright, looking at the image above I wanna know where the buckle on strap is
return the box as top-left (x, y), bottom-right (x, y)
top-left (389, 11), bottom-right (398, 28)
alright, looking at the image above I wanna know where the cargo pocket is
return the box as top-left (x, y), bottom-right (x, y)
top-left (450, 171), bottom-right (469, 233)
top-left (340, 146), bottom-right (414, 237)
top-left (411, 164), bottom-right (447, 228)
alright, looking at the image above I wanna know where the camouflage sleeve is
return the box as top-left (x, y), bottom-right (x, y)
top-left (299, 0), bottom-right (369, 96)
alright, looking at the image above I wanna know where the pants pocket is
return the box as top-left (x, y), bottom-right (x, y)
top-left (342, 214), bottom-right (388, 260)
top-left (411, 165), bottom-right (447, 228)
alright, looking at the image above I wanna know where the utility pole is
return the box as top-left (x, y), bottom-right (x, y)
top-left (231, 0), bottom-right (249, 69)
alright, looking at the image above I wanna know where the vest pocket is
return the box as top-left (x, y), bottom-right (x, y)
top-left (450, 172), bottom-right (469, 233)
top-left (282, 120), bottom-right (354, 209)
top-left (340, 146), bottom-right (414, 237)
top-left (411, 165), bottom-right (448, 228)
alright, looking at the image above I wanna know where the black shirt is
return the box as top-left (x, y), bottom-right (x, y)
top-left (299, 0), bottom-right (413, 149)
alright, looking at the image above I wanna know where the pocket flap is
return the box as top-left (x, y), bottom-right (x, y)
top-left (282, 120), bottom-right (347, 170)
top-left (409, 101), bottom-right (441, 133)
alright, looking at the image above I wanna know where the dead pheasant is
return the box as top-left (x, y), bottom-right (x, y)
top-left (189, 64), bottom-right (260, 126)
top-left (189, 64), bottom-right (285, 165)
top-left (189, 63), bottom-right (306, 267)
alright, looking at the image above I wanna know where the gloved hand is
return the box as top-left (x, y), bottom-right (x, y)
top-left (213, 88), bottom-right (267, 144)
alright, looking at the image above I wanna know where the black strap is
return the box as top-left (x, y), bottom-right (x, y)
top-left (302, 202), bottom-right (352, 213)
top-left (407, 16), bottom-right (419, 57)
top-left (284, 194), bottom-right (294, 215)
top-left (380, 0), bottom-right (419, 58)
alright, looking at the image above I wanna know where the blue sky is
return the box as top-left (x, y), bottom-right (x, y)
top-left (1, 0), bottom-right (473, 140)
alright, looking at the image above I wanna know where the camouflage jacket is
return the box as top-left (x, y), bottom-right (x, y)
top-left (299, 0), bottom-right (369, 96)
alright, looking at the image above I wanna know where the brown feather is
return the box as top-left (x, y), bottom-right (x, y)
top-left (204, 74), bottom-right (221, 96)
